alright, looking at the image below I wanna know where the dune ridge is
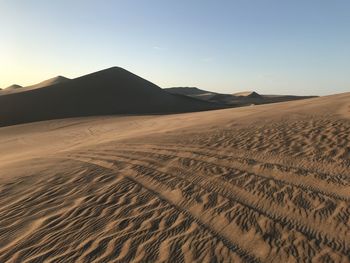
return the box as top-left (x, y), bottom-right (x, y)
top-left (4, 84), bottom-right (23, 90)
top-left (232, 91), bottom-right (262, 98)
top-left (25, 75), bottom-right (70, 89)
top-left (0, 77), bottom-right (69, 95)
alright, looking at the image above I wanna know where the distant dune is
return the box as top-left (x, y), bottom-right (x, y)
top-left (4, 84), bottom-right (23, 90)
top-left (165, 87), bottom-right (218, 100)
top-left (233, 91), bottom-right (262, 98)
top-left (0, 92), bottom-right (349, 262)
top-left (26, 75), bottom-right (70, 89)
top-left (165, 87), bottom-right (316, 106)
top-left (165, 87), bottom-right (215, 96)
top-left (0, 77), bottom-right (70, 95)
top-left (0, 67), bottom-right (222, 127)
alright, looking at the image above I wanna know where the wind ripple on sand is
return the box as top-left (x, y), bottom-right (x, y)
top-left (0, 107), bottom-right (350, 262)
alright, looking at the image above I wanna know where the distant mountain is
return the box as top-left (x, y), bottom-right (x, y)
top-left (0, 67), bottom-right (223, 127)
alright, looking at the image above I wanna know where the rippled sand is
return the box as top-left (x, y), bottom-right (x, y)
top-left (0, 93), bottom-right (349, 262)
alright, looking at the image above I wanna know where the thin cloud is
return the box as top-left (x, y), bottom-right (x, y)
top-left (153, 46), bottom-right (167, 51)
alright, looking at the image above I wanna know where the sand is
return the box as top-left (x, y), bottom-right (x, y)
top-left (0, 92), bottom-right (349, 262)
top-left (165, 87), bottom-right (316, 107)
top-left (0, 77), bottom-right (69, 96)
top-left (4, 85), bottom-right (23, 90)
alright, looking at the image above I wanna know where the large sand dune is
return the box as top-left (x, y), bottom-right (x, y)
top-left (0, 67), bottom-right (220, 127)
top-left (0, 93), bottom-right (349, 262)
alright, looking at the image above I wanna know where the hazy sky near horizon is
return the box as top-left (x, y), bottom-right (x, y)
top-left (1, 0), bottom-right (349, 95)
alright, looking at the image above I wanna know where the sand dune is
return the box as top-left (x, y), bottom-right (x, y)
top-left (0, 77), bottom-right (69, 95)
top-left (25, 75), bottom-right (70, 90)
top-left (165, 87), bottom-right (214, 96)
top-left (165, 87), bottom-right (218, 100)
top-left (232, 91), bottom-right (262, 98)
top-left (0, 67), bottom-right (221, 127)
top-left (4, 84), bottom-right (23, 90)
top-left (165, 87), bottom-right (316, 106)
top-left (0, 92), bottom-right (349, 262)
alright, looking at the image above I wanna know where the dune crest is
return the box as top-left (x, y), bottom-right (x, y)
top-left (26, 75), bottom-right (70, 89)
top-left (5, 84), bottom-right (23, 90)
top-left (1, 76), bottom-right (70, 95)
top-left (233, 91), bottom-right (262, 98)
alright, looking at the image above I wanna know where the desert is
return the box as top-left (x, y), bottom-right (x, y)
top-left (2, 1), bottom-right (349, 262)
top-left (0, 72), bottom-right (349, 261)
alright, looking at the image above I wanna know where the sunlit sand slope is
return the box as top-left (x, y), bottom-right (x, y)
top-left (0, 93), bottom-right (349, 262)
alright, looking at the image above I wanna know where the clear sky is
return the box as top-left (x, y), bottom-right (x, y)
top-left (1, 0), bottom-right (349, 95)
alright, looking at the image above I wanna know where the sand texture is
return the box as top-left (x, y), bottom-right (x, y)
top-left (0, 93), bottom-right (349, 262)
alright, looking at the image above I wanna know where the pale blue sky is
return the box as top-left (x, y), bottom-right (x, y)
top-left (1, 0), bottom-right (349, 95)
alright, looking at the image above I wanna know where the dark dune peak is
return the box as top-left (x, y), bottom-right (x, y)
top-left (0, 67), bottom-right (223, 127)
top-left (5, 84), bottom-right (23, 90)
top-left (246, 91), bottom-right (262, 98)
top-left (233, 91), bottom-right (262, 98)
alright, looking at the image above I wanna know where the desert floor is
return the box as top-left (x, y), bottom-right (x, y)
top-left (0, 93), bottom-right (349, 263)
